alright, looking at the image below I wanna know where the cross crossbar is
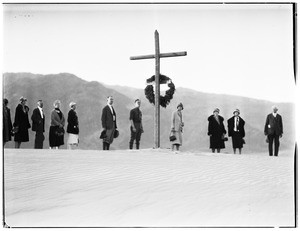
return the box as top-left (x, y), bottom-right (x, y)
top-left (130, 51), bottom-right (187, 60)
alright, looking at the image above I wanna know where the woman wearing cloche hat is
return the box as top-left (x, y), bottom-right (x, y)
top-left (13, 96), bottom-right (31, 148)
top-left (170, 103), bottom-right (184, 152)
top-left (67, 102), bottom-right (79, 150)
top-left (207, 108), bottom-right (227, 153)
top-left (227, 109), bottom-right (245, 154)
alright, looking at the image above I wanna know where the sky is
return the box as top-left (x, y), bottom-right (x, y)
top-left (2, 3), bottom-right (296, 103)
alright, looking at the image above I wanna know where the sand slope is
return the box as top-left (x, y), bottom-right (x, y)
top-left (3, 149), bottom-right (295, 228)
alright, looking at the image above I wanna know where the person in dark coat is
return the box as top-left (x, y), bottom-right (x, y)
top-left (13, 97), bottom-right (31, 148)
top-left (31, 100), bottom-right (45, 149)
top-left (67, 102), bottom-right (79, 150)
top-left (3, 98), bottom-right (13, 147)
top-left (129, 99), bottom-right (143, 150)
top-left (227, 109), bottom-right (245, 154)
top-left (101, 96), bottom-right (117, 150)
top-left (207, 108), bottom-right (227, 153)
top-left (264, 106), bottom-right (283, 156)
top-left (49, 100), bottom-right (65, 149)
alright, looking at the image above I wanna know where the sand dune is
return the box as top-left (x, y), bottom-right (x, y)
top-left (3, 148), bottom-right (295, 228)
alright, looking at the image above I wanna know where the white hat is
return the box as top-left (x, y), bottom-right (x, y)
top-left (69, 102), bottom-right (76, 108)
top-left (233, 109), bottom-right (240, 114)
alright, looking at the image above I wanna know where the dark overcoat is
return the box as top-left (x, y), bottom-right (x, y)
top-left (227, 116), bottom-right (245, 137)
top-left (31, 108), bottom-right (45, 133)
top-left (101, 105), bottom-right (117, 130)
top-left (67, 109), bottom-right (79, 134)
top-left (227, 116), bottom-right (245, 149)
top-left (3, 106), bottom-right (13, 143)
top-left (264, 113), bottom-right (283, 136)
top-left (208, 115), bottom-right (226, 149)
top-left (14, 104), bottom-right (31, 142)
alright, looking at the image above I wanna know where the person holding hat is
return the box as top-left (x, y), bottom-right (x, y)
top-left (170, 103), bottom-right (184, 152)
top-left (67, 102), bottom-right (79, 150)
top-left (31, 100), bottom-right (45, 149)
top-left (101, 96), bottom-right (117, 150)
top-left (13, 96), bottom-right (31, 148)
top-left (227, 109), bottom-right (245, 154)
top-left (207, 108), bottom-right (227, 153)
top-left (49, 100), bottom-right (65, 149)
top-left (129, 99), bottom-right (144, 150)
top-left (264, 105), bottom-right (283, 156)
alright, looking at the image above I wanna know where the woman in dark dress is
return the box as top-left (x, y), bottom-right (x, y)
top-left (13, 97), bottom-right (31, 148)
top-left (67, 102), bottom-right (79, 150)
top-left (227, 109), bottom-right (245, 154)
top-left (49, 100), bottom-right (65, 149)
top-left (207, 108), bottom-right (227, 153)
top-left (3, 98), bottom-right (13, 147)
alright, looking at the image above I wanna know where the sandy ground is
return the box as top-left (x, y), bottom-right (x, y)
top-left (3, 148), bottom-right (295, 228)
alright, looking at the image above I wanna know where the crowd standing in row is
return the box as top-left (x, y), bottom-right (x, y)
top-left (3, 96), bottom-right (283, 156)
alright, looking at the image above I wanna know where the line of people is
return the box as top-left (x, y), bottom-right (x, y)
top-left (3, 97), bottom-right (79, 150)
top-left (3, 96), bottom-right (283, 156)
top-left (169, 105), bottom-right (283, 156)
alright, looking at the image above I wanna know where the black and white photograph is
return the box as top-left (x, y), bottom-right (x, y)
top-left (2, 2), bottom-right (297, 229)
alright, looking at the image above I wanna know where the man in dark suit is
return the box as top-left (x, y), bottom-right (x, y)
top-left (129, 99), bottom-right (143, 150)
top-left (31, 100), bottom-right (45, 149)
top-left (264, 106), bottom-right (283, 156)
top-left (101, 96), bottom-right (117, 150)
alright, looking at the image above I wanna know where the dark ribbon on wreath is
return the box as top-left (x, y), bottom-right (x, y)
top-left (144, 74), bottom-right (175, 108)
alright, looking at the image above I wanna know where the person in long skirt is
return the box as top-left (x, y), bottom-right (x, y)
top-left (170, 103), bottom-right (184, 152)
top-left (227, 109), bottom-right (245, 154)
top-left (3, 98), bottom-right (13, 147)
top-left (13, 97), bottom-right (31, 148)
top-left (67, 102), bottom-right (79, 149)
top-left (49, 100), bottom-right (65, 149)
top-left (207, 108), bottom-right (227, 153)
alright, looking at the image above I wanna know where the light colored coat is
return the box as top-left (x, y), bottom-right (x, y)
top-left (170, 110), bottom-right (183, 145)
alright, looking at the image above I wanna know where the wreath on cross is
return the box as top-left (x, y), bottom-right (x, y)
top-left (144, 74), bottom-right (175, 108)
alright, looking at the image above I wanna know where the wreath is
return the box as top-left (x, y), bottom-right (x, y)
top-left (144, 74), bottom-right (175, 108)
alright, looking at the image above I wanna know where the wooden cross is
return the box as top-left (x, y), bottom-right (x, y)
top-left (130, 30), bottom-right (187, 148)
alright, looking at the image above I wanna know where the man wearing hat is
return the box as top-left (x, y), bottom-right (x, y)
top-left (31, 100), bottom-right (45, 149)
top-left (207, 108), bottom-right (227, 153)
top-left (264, 106), bottom-right (283, 156)
top-left (227, 109), bottom-right (245, 154)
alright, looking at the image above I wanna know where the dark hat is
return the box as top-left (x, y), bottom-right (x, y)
top-left (213, 108), bottom-right (220, 113)
top-left (99, 130), bottom-right (107, 139)
top-left (233, 109), bottom-right (240, 114)
top-left (177, 103), bottom-right (184, 110)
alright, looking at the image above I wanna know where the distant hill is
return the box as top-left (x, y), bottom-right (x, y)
top-left (3, 72), bottom-right (296, 153)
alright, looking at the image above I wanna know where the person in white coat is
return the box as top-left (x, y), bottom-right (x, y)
top-left (170, 103), bottom-right (184, 152)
